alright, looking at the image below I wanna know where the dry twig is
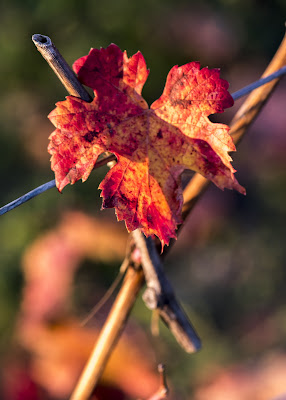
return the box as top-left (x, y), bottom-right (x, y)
top-left (132, 229), bottom-right (201, 353)
top-left (32, 34), bottom-right (92, 102)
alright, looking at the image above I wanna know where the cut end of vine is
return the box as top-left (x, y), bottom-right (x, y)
top-left (32, 34), bottom-right (52, 47)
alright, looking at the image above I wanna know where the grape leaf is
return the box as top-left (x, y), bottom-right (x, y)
top-left (48, 44), bottom-right (245, 247)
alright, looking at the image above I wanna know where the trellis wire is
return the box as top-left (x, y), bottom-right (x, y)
top-left (0, 180), bottom-right (56, 215)
top-left (231, 65), bottom-right (286, 100)
top-left (0, 66), bottom-right (285, 216)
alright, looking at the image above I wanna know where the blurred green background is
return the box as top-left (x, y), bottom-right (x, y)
top-left (1, 0), bottom-right (286, 399)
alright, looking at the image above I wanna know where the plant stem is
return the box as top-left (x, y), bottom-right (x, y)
top-left (231, 32), bottom-right (286, 144)
top-left (32, 34), bottom-right (92, 102)
top-left (132, 229), bottom-right (201, 352)
top-left (231, 65), bottom-right (286, 101)
top-left (70, 265), bottom-right (144, 400)
top-left (183, 30), bottom-right (286, 217)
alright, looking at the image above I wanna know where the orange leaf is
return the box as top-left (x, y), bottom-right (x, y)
top-left (48, 44), bottom-right (244, 246)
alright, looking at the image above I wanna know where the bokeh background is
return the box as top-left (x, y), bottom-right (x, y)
top-left (1, 0), bottom-right (286, 399)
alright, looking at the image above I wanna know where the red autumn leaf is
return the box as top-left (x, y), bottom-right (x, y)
top-left (48, 44), bottom-right (244, 246)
